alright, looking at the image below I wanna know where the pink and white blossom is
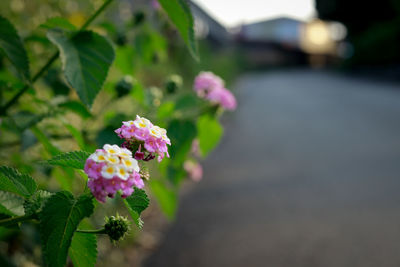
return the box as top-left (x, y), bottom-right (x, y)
top-left (84, 144), bottom-right (144, 203)
top-left (115, 115), bottom-right (170, 162)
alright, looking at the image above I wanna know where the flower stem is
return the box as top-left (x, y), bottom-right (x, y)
top-left (0, 0), bottom-right (115, 115)
top-left (76, 228), bottom-right (106, 234)
top-left (80, 0), bottom-right (114, 31)
top-left (0, 214), bottom-right (37, 227)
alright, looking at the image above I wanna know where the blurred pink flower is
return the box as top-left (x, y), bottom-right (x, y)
top-left (151, 0), bottom-right (161, 10)
top-left (193, 71), bottom-right (224, 97)
top-left (184, 160), bottom-right (203, 182)
top-left (193, 71), bottom-right (237, 110)
top-left (207, 87), bottom-right (237, 110)
top-left (191, 139), bottom-right (201, 157)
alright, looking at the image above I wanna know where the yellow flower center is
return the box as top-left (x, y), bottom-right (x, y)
top-left (109, 157), bottom-right (118, 164)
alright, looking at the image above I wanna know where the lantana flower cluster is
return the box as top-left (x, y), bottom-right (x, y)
top-left (85, 116), bottom-right (170, 203)
top-left (193, 71), bottom-right (237, 110)
top-left (85, 144), bottom-right (144, 203)
top-left (115, 115), bottom-right (170, 162)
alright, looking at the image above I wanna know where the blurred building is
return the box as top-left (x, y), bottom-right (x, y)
top-left (190, 1), bottom-right (231, 46)
top-left (238, 17), bottom-right (302, 47)
top-left (235, 17), bottom-right (308, 67)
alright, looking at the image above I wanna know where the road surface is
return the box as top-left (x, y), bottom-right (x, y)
top-left (144, 69), bottom-right (400, 267)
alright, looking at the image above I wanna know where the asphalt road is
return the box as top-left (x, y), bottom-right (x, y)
top-left (144, 69), bottom-right (400, 267)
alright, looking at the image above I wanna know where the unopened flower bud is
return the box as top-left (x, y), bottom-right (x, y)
top-left (165, 74), bottom-right (182, 94)
top-left (134, 144), bottom-right (145, 160)
top-left (104, 214), bottom-right (130, 242)
top-left (115, 75), bottom-right (134, 98)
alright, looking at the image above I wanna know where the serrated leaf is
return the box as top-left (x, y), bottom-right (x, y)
top-left (40, 192), bottom-right (94, 267)
top-left (0, 16), bottom-right (30, 80)
top-left (47, 151), bottom-right (90, 170)
top-left (0, 166), bottom-right (37, 198)
top-left (197, 114), bottom-right (223, 157)
top-left (23, 190), bottom-right (53, 216)
top-left (0, 191), bottom-right (24, 216)
top-left (47, 30), bottom-right (115, 108)
top-left (69, 232), bottom-right (97, 267)
top-left (158, 0), bottom-right (198, 60)
top-left (123, 189), bottom-right (149, 228)
top-left (40, 17), bottom-right (77, 31)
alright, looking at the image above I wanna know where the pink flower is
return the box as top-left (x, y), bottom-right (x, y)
top-left (207, 87), bottom-right (237, 110)
top-left (193, 71), bottom-right (224, 97)
top-left (184, 160), bottom-right (203, 182)
top-left (115, 115), bottom-right (171, 162)
top-left (84, 144), bottom-right (143, 203)
top-left (193, 71), bottom-right (237, 110)
top-left (151, 0), bottom-right (161, 10)
top-left (191, 139), bottom-right (201, 157)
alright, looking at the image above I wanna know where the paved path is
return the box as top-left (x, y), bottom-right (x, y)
top-left (144, 69), bottom-right (400, 267)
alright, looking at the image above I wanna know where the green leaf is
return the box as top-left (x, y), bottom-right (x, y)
top-left (59, 101), bottom-right (92, 119)
top-left (149, 180), bottom-right (177, 220)
top-left (11, 111), bottom-right (49, 131)
top-left (158, 0), bottom-right (198, 60)
top-left (115, 46), bottom-right (134, 74)
top-left (40, 17), bottom-right (77, 31)
top-left (40, 192), bottom-right (94, 267)
top-left (157, 101), bottom-right (175, 121)
top-left (31, 126), bottom-right (61, 156)
top-left (166, 164), bottom-right (186, 185)
top-left (47, 30), bottom-right (115, 108)
top-left (69, 232), bottom-right (97, 267)
top-left (174, 93), bottom-right (199, 111)
top-left (23, 190), bottom-right (53, 216)
top-left (47, 151), bottom-right (90, 170)
top-left (51, 167), bottom-right (73, 191)
top-left (167, 119), bottom-right (197, 167)
top-left (0, 16), bottom-right (30, 80)
top-left (0, 191), bottom-right (24, 216)
top-left (197, 114), bottom-right (223, 157)
top-left (96, 126), bottom-right (122, 148)
top-left (123, 189), bottom-right (149, 228)
top-left (130, 82), bottom-right (146, 106)
top-left (0, 166), bottom-right (37, 198)
top-left (64, 124), bottom-right (86, 150)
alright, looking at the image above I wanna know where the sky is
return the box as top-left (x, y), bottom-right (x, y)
top-left (193, 0), bottom-right (316, 27)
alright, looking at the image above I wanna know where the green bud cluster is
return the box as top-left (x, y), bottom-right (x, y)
top-left (104, 214), bottom-right (130, 242)
top-left (115, 75), bottom-right (135, 97)
top-left (165, 74), bottom-right (183, 94)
